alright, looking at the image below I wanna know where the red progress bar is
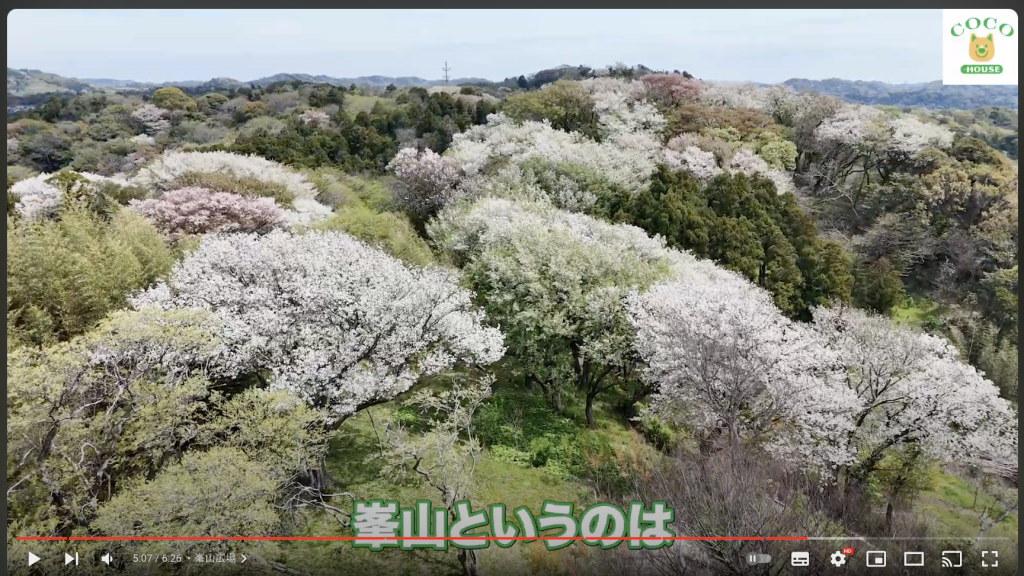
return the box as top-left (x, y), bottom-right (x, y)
top-left (21, 536), bottom-right (808, 541)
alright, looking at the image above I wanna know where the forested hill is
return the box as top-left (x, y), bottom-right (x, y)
top-left (783, 78), bottom-right (1019, 109)
top-left (7, 67), bottom-right (490, 96)
top-left (8, 66), bottom-right (1021, 110)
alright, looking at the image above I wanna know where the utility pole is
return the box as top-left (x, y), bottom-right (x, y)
top-left (442, 61), bottom-right (452, 84)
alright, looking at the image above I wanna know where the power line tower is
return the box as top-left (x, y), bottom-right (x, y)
top-left (442, 61), bottom-right (452, 84)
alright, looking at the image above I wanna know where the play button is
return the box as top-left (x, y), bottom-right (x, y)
top-left (28, 552), bottom-right (40, 566)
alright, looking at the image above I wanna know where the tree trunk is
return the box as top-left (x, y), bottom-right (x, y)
top-left (585, 391), bottom-right (597, 429)
top-left (540, 380), bottom-right (565, 416)
top-left (885, 501), bottom-right (894, 534)
top-left (458, 549), bottom-right (479, 576)
top-left (302, 462), bottom-right (335, 492)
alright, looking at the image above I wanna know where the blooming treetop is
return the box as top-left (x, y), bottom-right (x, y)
top-left (130, 187), bottom-right (289, 238)
top-left (663, 141), bottom-right (722, 181)
top-left (699, 81), bottom-right (774, 112)
top-left (885, 115), bottom-right (956, 155)
top-left (429, 197), bottom-right (676, 425)
top-left (813, 105), bottom-right (954, 156)
top-left (131, 151), bottom-right (320, 200)
top-left (446, 77), bottom-right (805, 204)
top-left (810, 306), bottom-right (1018, 470)
top-left (728, 148), bottom-right (796, 195)
top-left (443, 77), bottom-right (669, 200)
top-left (577, 78), bottom-right (666, 142)
top-left (131, 104), bottom-right (171, 135)
top-left (448, 113), bottom-right (659, 196)
top-left (458, 162), bottom-right (601, 214)
top-left (299, 109), bottom-right (331, 128)
top-left (813, 105), bottom-right (889, 150)
top-left (10, 171), bottom-right (130, 220)
top-left (637, 74), bottom-right (704, 108)
top-left (627, 263), bottom-right (860, 470)
top-left (429, 196), bottom-right (675, 267)
top-left (10, 173), bottom-right (63, 220)
top-left (282, 198), bottom-right (334, 228)
top-left (130, 134), bottom-right (157, 147)
top-left (131, 230), bottom-right (505, 423)
top-left (386, 147), bottom-right (465, 221)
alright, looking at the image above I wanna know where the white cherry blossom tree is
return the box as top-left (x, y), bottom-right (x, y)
top-left (132, 230), bottom-right (505, 426)
top-left (131, 150), bottom-right (320, 199)
top-left (810, 305), bottom-right (1018, 479)
top-left (627, 263), bottom-right (860, 471)
top-left (430, 197), bottom-right (674, 426)
top-left (386, 147), bottom-right (465, 221)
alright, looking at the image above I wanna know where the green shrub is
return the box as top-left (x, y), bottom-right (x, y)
top-left (979, 339), bottom-right (1018, 402)
top-left (474, 389), bottom-right (576, 450)
top-left (151, 87), bottom-right (197, 112)
top-left (199, 388), bottom-right (330, 483)
top-left (634, 402), bottom-right (676, 450)
top-left (92, 447), bottom-right (280, 538)
top-left (7, 173), bottom-right (15, 218)
top-left (502, 81), bottom-right (600, 140)
top-left (7, 206), bottom-right (175, 344)
top-left (307, 169), bottom-right (393, 212)
top-left (489, 445), bottom-right (533, 468)
top-left (312, 204), bottom-right (433, 267)
top-left (853, 257), bottom-right (906, 314)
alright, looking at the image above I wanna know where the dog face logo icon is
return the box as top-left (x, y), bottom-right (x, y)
top-left (970, 33), bottom-right (995, 62)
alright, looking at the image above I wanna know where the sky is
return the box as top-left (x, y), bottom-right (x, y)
top-left (7, 9), bottom-right (945, 84)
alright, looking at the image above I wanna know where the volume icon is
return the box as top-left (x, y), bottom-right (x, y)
top-left (101, 553), bottom-right (112, 565)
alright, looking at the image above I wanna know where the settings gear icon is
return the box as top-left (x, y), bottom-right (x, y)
top-left (830, 551), bottom-right (847, 567)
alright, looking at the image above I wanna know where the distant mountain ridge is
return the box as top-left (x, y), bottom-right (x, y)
top-left (9, 68), bottom-right (492, 95)
top-left (7, 67), bottom-right (92, 95)
top-left (246, 73), bottom-right (491, 88)
top-left (783, 78), bottom-right (1018, 110)
top-left (7, 67), bottom-right (1019, 110)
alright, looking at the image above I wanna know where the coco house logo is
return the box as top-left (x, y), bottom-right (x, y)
top-left (943, 9), bottom-right (1018, 85)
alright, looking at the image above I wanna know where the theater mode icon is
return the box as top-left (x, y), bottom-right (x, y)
top-left (904, 551), bottom-right (925, 567)
top-left (791, 551), bottom-right (810, 566)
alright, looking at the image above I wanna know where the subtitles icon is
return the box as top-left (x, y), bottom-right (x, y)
top-left (791, 551), bottom-right (810, 566)
top-left (904, 552), bottom-right (925, 567)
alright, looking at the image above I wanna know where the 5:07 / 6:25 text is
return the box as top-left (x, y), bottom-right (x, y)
top-left (133, 554), bottom-right (184, 563)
